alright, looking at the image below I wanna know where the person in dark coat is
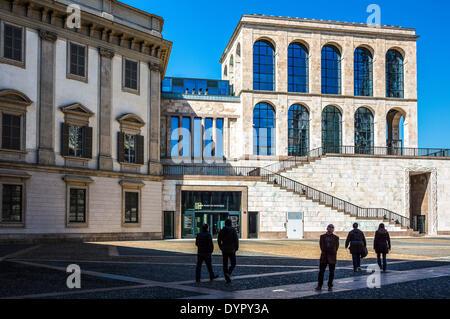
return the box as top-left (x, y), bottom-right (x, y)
top-left (217, 219), bottom-right (239, 284)
top-left (195, 224), bottom-right (219, 283)
top-left (315, 224), bottom-right (340, 291)
top-left (345, 223), bottom-right (367, 272)
top-left (373, 223), bottom-right (391, 272)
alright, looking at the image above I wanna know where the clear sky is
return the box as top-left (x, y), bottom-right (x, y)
top-left (124, 0), bottom-right (450, 149)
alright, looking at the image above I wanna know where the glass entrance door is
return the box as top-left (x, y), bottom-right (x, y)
top-left (195, 212), bottom-right (230, 237)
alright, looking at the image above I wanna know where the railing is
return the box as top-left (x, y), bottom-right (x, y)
top-left (163, 164), bottom-right (410, 228)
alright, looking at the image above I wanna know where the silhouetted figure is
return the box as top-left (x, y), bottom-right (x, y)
top-left (218, 219), bottom-right (239, 284)
top-left (316, 224), bottom-right (340, 291)
top-left (374, 223), bottom-right (391, 272)
top-left (195, 224), bottom-right (218, 282)
top-left (345, 223), bottom-right (367, 272)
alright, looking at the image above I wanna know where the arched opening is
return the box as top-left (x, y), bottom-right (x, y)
top-left (321, 45), bottom-right (341, 94)
top-left (253, 40), bottom-right (275, 91)
top-left (288, 104), bottom-right (309, 156)
top-left (229, 55), bottom-right (234, 73)
top-left (386, 108), bottom-right (405, 155)
top-left (253, 102), bottom-right (276, 156)
top-left (354, 47), bottom-right (373, 96)
top-left (354, 107), bottom-right (374, 154)
top-left (386, 49), bottom-right (404, 98)
top-left (288, 42), bottom-right (309, 93)
top-left (322, 105), bottom-right (342, 153)
top-left (236, 43), bottom-right (241, 57)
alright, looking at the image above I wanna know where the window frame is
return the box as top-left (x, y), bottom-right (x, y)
top-left (122, 57), bottom-right (140, 95)
top-left (253, 40), bottom-right (275, 91)
top-left (120, 180), bottom-right (144, 228)
top-left (0, 172), bottom-right (29, 228)
top-left (354, 47), bottom-right (373, 97)
top-left (64, 175), bottom-right (93, 228)
top-left (321, 45), bottom-right (341, 95)
top-left (288, 43), bottom-right (309, 93)
top-left (66, 40), bottom-right (88, 83)
top-left (0, 20), bottom-right (26, 68)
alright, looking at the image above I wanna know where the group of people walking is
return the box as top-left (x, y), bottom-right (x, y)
top-left (316, 222), bottom-right (391, 291)
top-left (194, 220), bottom-right (391, 291)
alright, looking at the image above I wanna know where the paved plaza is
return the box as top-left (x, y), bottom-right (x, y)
top-left (1, 238), bottom-right (450, 299)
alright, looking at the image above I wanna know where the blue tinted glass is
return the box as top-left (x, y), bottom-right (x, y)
top-left (162, 78), bottom-right (172, 92)
top-left (182, 117), bottom-right (190, 157)
top-left (386, 50), bottom-right (404, 98)
top-left (253, 103), bottom-right (276, 155)
top-left (205, 118), bottom-right (213, 157)
top-left (253, 41), bottom-right (274, 91)
top-left (216, 118), bottom-right (224, 158)
top-left (170, 117), bottom-right (180, 157)
top-left (288, 43), bottom-right (309, 93)
top-left (354, 48), bottom-right (373, 96)
top-left (193, 118), bottom-right (202, 158)
top-left (321, 46), bottom-right (341, 94)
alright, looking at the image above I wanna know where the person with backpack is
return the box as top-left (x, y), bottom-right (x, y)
top-left (345, 223), bottom-right (367, 272)
top-left (218, 219), bottom-right (239, 284)
top-left (195, 224), bottom-right (219, 283)
top-left (374, 223), bottom-right (391, 272)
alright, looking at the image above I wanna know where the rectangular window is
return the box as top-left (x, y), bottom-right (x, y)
top-left (204, 118), bottom-right (213, 157)
top-left (69, 188), bottom-right (86, 223)
top-left (216, 118), bottom-right (224, 158)
top-left (124, 59), bottom-right (138, 91)
top-left (170, 117), bottom-right (180, 157)
top-left (124, 192), bottom-right (139, 223)
top-left (68, 125), bottom-right (84, 157)
top-left (2, 184), bottom-right (22, 223)
top-left (69, 42), bottom-right (86, 77)
top-left (193, 118), bottom-right (202, 158)
top-left (2, 113), bottom-right (21, 150)
top-left (3, 23), bottom-right (23, 62)
top-left (124, 134), bottom-right (137, 164)
top-left (182, 117), bottom-right (191, 157)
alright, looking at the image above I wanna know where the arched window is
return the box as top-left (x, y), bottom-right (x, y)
top-left (236, 43), bottom-right (241, 57)
top-left (321, 45), bottom-right (341, 94)
top-left (229, 55), bottom-right (234, 73)
top-left (288, 104), bottom-right (309, 156)
top-left (354, 47), bottom-right (373, 96)
top-left (354, 107), bottom-right (374, 154)
top-left (253, 40), bottom-right (275, 91)
top-left (386, 109), bottom-right (405, 155)
top-left (386, 49), bottom-right (404, 98)
top-left (253, 103), bottom-right (276, 155)
top-left (288, 43), bottom-right (309, 93)
top-left (322, 106), bottom-right (342, 153)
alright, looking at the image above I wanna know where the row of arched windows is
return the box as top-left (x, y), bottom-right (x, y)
top-left (253, 103), bottom-right (382, 156)
top-left (252, 40), bottom-right (404, 98)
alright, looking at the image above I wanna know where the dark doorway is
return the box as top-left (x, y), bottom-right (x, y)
top-left (248, 212), bottom-right (258, 239)
top-left (164, 211), bottom-right (174, 239)
top-left (410, 173), bottom-right (430, 234)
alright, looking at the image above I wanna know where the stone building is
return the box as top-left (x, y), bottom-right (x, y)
top-left (0, 2), bottom-right (449, 241)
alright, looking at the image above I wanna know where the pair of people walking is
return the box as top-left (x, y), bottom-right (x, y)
top-left (315, 223), bottom-right (391, 291)
top-left (195, 219), bottom-right (239, 284)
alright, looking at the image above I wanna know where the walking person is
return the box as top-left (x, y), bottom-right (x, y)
top-left (345, 223), bottom-right (367, 272)
top-left (315, 224), bottom-right (340, 292)
top-left (195, 224), bottom-right (219, 283)
top-left (218, 219), bottom-right (239, 284)
top-left (374, 223), bottom-right (391, 273)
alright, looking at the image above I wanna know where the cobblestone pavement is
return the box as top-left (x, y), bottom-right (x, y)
top-left (1, 237), bottom-right (450, 299)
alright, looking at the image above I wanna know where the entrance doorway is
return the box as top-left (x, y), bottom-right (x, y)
top-left (287, 212), bottom-right (304, 239)
top-left (164, 211), bottom-right (174, 239)
top-left (410, 173), bottom-right (430, 234)
top-left (194, 212), bottom-right (234, 237)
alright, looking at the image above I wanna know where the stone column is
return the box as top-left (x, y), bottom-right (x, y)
top-left (98, 47), bottom-right (115, 171)
top-left (37, 30), bottom-right (57, 165)
top-left (148, 62), bottom-right (162, 175)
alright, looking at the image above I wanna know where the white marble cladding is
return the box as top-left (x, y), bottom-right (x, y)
top-left (281, 156), bottom-right (450, 233)
top-left (162, 179), bottom-right (405, 234)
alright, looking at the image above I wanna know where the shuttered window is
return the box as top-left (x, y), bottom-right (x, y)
top-left (118, 132), bottom-right (144, 164)
top-left (61, 124), bottom-right (93, 158)
top-left (3, 24), bottom-right (23, 62)
top-left (2, 114), bottom-right (21, 150)
top-left (69, 42), bottom-right (86, 77)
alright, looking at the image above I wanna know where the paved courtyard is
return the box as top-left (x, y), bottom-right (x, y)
top-left (1, 237), bottom-right (450, 299)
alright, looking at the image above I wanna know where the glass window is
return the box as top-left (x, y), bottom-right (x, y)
top-left (193, 118), bottom-right (202, 158)
top-left (182, 117), bottom-right (191, 157)
top-left (288, 105), bottom-right (309, 156)
top-left (162, 78), bottom-right (172, 92)
top-left (124, 59), bottom-right (138, 90)
top-left (354, 48), bottom-right (373, 96)
top-left (216, 118), bottom-right (224, 158)
top-left (321, 45), bottom-right (341, 94)
top-left (253, 40), bottom-right (275, 91)
top-left (170, 117), bottom-right (180, 157)
top-left (386, 49), bottom-right (404, 98)
top-left (124, 133), bottom-right (137, 163)
top-left (322, 106), bottom-right (342, 153)
top-left (68, 125), bottom-right (83, 157)
top-left (2, 113), bottom-right (21, 150)
top-left (69, 42), bottom-right (86, 77)
top-left (69, 188), bottom-right (86, 223)
top-left (253, 103), bottom-right (276, 156)
top-left (125, 192), bottom-right (139, 223)
top-left (288, 43), bottom-right (309, 93)
top-left (204, 118), bottom-right (214, 157)
top-left (355, 107), bottom-right (374, 154)
top-left (2, 184), bottom-right (22, 222)
top-left (3, 24), bottom-right (22, 61)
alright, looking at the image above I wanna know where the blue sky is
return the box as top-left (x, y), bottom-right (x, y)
top-left (125, 0), bottom-right (450, 149)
